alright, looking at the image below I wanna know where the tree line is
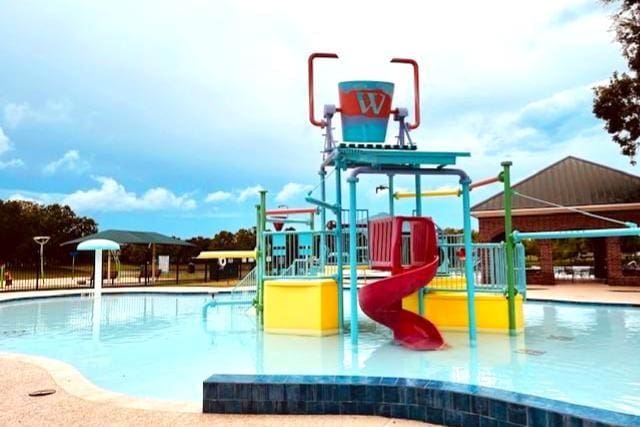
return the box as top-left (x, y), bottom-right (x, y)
top-left (0, 200), bottom-right (97, 265)
top-left (0, 199), bottom-right (256, 267)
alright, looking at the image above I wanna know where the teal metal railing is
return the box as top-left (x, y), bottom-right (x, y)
top-left (228, 266), bottom-right (257, 302)
top-left (263, 230), bottom-right (334, 279)
top-left (407, 240), bottom-right (528, 295)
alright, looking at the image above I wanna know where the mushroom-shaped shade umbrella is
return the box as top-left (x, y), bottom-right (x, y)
top-left (77, 239), bottom-right (119, 291)
top-left (77, 239), bottom-right (120, 251)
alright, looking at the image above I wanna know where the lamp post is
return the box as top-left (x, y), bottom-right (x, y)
top-left (33, 236), bottom-right (50, 287)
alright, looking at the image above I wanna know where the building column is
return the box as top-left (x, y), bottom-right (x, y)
top-left (605, 237), bottom-right (623, 285)
top-left (539, 240), bottom-right (555, 285)
top-left (592, 238), bottom-right (607, 280)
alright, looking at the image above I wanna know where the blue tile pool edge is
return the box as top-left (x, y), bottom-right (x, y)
top-left (203, 374), bottom-right (640, 427)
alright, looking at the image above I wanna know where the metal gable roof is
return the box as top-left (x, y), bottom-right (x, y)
top-left (471, 156), bottom-right (640, 213)
top-left (61, 229), bottom-right (193, 246)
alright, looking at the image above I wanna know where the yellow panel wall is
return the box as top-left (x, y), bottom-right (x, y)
top-left (402, 291), bottom-right (524, 333)
top-left (264, 278), bottom-right (339, 336)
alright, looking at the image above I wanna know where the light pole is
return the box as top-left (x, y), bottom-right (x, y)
top-left (33, 236), bottom-right (50, 287)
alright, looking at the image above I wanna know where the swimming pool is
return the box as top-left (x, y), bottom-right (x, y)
top-left (1, 292), bottom-right (639, 417)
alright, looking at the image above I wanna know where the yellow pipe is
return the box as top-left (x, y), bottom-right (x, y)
top-left (394, 189), bottom-right (460, 199)
top-left (195, 250), bottom-right (257, 260)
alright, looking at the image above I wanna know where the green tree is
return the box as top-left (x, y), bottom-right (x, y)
top-left (234, 228), bottom-right (256, 249)
top-left (210, 231), bottom-right (236, 250)
top-left (0, 200), bottom-right (97, 264)
top-left (593, 0), bottom-right (640, 164)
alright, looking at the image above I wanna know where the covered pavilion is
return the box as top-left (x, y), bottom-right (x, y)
top-left (472, 156), bottom-right (640, 285)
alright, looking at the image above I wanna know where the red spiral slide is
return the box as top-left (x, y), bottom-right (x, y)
top-left (359, 216), bottom-right (445, 350)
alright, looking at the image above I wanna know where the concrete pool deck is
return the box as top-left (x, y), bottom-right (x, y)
top-left (0, 355), bottom-right (431, 427)
top-left (526, 282), bottom-right (640, 305)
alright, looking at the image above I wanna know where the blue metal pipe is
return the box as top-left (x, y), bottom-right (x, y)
top-left (348, 176), bottom-right (359, 346)
top-left (347, 165), bottom-right (477, 348)
top-left (347, 166), bottom-right (470, 182)
top-left (513, 227), bottom-right (640, 242)
top-left (461, 179), bottom-right (477, 347)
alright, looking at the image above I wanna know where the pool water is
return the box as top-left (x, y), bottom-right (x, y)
top-left (1, 293), bottom-right (639, 416)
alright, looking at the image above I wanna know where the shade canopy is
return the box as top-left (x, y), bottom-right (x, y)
top-left (62, 229), bottom-right (194, 247)
top-left (77, 239), bottom-right (120, 251)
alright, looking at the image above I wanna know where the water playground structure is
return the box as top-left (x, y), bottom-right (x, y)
top-left (196, 53), bottom-right (640, 355)
top-left (4, 53), bottom-right (640, 426)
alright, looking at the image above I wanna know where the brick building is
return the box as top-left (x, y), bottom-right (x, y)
top-left (471, 156), bottom-right (640, 285)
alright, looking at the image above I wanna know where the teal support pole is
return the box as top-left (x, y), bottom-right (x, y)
top-left (348, 175), bottom-right (359, 345)
top-left (258, 191), bottom-right (268, 326)
top-left (319, 170), bottom-right (327, 270)
top-left (305, 196), bottom-right (339, 212)
top-left (461, 178), bottom-right (477, 347)
top-left (335, 165), bottom-right (344, 331)
top-left (255, 204), bottom-right (262, 316)
top-left (501, 161), bottom-right (517, 336)
top-left (388, 174), bottom-right (395, 216)
top-left (415, 174), bottom-right (425, 316)
top-left (415, 174), bottom-right (422, 216)
top-left (516, 243), bottom-right (526, 298)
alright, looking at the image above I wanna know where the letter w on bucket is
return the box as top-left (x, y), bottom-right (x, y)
top-left (338, 81), bottom-right (394, 142)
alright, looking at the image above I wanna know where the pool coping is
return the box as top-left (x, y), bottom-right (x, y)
top-left (4, 288), bottom-right (639, 309)
top-left (203, 374), bottom-right (640, 427)
top-left (527, 297), bottom-right (640, 308)
top-left (2, 288), bottom-right (640, 425)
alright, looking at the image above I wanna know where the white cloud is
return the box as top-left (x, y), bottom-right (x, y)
top-left (3, 103), bottom-right (29, 129)
top-left (236, 185), bottom-right (264, 202)
top-left (56, 176), bottom-right (197, 212)
top-left (275, 182), bottom-right (313, 203)
top-left (205, 190), bottom-right (233, 203)
top-left (0, 127), bottom-right (10, 156)
top-left (427, 82), bottom-right (601, 160)
top-left (43, 150), bottom-right (89, 175)
top-left (0, 159), bottom-right (25, 169)
top-left (7, 193), bottom-right (45, 204)
top-left (0, 126), bottom-right (24, 169)
top-left (2, 101), bottom-right (72, 129)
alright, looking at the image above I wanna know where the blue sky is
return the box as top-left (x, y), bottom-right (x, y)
top-left (0, 0), bottom-right (633, 238)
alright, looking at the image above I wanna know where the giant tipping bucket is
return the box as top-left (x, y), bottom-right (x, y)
top-left (338, 81), bottom-right (394, 143)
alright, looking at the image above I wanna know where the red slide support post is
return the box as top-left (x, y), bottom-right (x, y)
top-left (308, 52), bottom-right (339, 128)
top-left (390, 58), bottom-right (420, 130)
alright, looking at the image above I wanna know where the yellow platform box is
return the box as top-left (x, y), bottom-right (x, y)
top-left (403, 290), bottom-right (524, 333)
top-left (264, 278), bottom-right (339, 336)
